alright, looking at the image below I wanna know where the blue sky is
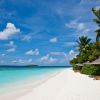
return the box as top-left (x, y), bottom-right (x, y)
top-left (0, 0), bottom-right (100, 66)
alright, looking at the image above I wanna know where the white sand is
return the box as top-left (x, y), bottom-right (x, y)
top-left (16, 68), bottom-right (100, 100)
top-left (0, 70), bottom-right (60, 100)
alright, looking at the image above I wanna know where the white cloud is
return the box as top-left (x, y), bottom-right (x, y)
top-left (33, 49), bottom-right (39, 55)
top-left (39, 51), bottom-right (78, 65)
top-left (6, 48), bottom-right (16, 52)
top-left (6, 41), bottom-right (16, 48)
top-left (1, 54), bottom-right (5, 57)
top-left (22, 35), bottom-right (32, 41)
top-left (6, 41), bottom-right (14, 46)
top-left (40, 54), bottom-right (57, 64)
top-left (65, 20), bottom-right (85, 30)
top-left (50, 52), bottom-right (67, 58)
top-left (12, 59), bottom-right (32, 64)
top-left (65, 20), bottom-right (90, 33)
top-left (39, 51), bottom-right (68, 65)
top-left (6, 41), bottom-right (16, 52)
top-left (69, 50), bottom-right (75, 55)
top-left (25, 50), bottom-right (34, 55)
top-left (95, 6), bottom-right (100, 10)
top-left (12, 59), bottom-right (33, 64)
top-left (77, 23), bottom-right (85, 31)
top-left (50, 37), bottom-right (58, 43)
top-left (12, 60), bottom-right (17, 63)
top-left (25, 49), bottom-right (39, 56)
top-left (40, 54), bottom-right (49, 61)
top-left (18, 59), bottom-right (25, 64)
top-left (69, 50), bottom-right (78, 59)
top-left (48, 57), bottom-right (57, 63)
top-left (0, 23), bottom-right (20, 40)
top-left (64, 42), bottom-right (76, 47)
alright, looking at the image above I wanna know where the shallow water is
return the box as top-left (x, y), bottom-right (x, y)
top-left (0, 66), bottom-right (68, 86)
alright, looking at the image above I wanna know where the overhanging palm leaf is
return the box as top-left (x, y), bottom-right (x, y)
top-left (92, 8), bottom-right (100, 42)
top-left (76, 36), bottom-right (91, 53)
top-left (92, 8), bottom-right (100, 26)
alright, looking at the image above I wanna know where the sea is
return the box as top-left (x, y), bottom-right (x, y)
top-left (0, 66), bottom-right (69, 86)
top-left (0, 66), bottom-right (70, 99)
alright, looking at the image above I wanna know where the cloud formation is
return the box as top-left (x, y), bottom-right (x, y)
top-left (6, 41), bottom-right (17, 52)
top-left (49, 37), bottom-right (58, 43)
top-left (22, 35), bottom-right (32, 41)
top-left (1, 54), bottom-right (5, 57)
top-left (69, 50), bottom-right (75, 55)
top-left (65, 20), bottom-right (90, 33)
top-left (25, 49), bottom-right (39, 56)
top-left (6, 41), bottom-right (16, 48)
top-left (0, 23), bottom-right (20, 40)
top-left (50, 52), bottom-right (67, 58)
top-left (40, 54), bottom-right (57, 64)
top-left (6, 48), bottom-right (16, 52)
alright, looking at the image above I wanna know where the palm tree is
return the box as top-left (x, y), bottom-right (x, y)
top-left (77, 36), bottom-right (91, 54)
top-left (92, 8), bottom-right (100, 42)
top-left (95, 29), bottom-right (100, 42)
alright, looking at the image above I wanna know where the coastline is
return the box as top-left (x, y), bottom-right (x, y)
top-left (17, 68), bottom-right (100, 100)
top-left (0, 69), bottom-right (63, 100)
top-left (0, 68), bottom-right (100, 100)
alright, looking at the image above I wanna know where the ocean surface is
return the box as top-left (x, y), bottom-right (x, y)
top-left (0, 66), bottom-right (68, 86)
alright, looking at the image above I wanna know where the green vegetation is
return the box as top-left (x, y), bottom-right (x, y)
top-left (81, 65), bottom-right (99, 75)
top-left (92, 8), bottom-right (100, 42)
top-left (73, 65), bottom-right (82, 71)
top-left (70, 8), bottom-right (100, 76)
top-left (76, 36), bottom-right (91, 54)
top-left (70, 42), bottom-right (100, 64)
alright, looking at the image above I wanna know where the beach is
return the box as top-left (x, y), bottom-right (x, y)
top-left (0, 68), bottom-right (62, 100)
top-left (0, 68), bottom-right (100, 100)
top-left (16, 68), bottom-right (100, 100)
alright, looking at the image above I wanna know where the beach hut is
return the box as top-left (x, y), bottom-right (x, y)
top-left (76, 64), bottom-right (84, 67)
top-left (83, 57), bottom-right (100, 66)
top-left (83, 61), bottom-right (91, 65)
top-left (90, 57), bottom-right (100, 65)
top-left (75, 64), bottom-right (84, 71)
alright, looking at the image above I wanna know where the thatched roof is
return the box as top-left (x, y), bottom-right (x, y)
top-left (76, 64), bottom-right (84, 66)
top-left (90, 57), bottom-right (100, 65)
top-left (83, 57), bottom-right (100, 65)
top-left (83, 61), bottom-right (91, 65)
top-left (76, 57), bottom-right (100, 66)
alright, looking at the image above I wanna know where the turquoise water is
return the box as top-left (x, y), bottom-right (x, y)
top-left (0, 67), bottom-right (66, 86)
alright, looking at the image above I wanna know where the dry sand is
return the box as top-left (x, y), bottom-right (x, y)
top-left (16, 68), bottom-right (100, 100)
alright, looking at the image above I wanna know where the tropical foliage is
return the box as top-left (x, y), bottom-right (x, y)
top-left (73, 65), bottom-right (82, 71)
top-left (70, 42), bottom-right (100, 64)
top-left (81, 65), bottom-right (100, 76)
top-left (92, 8), bottom-right (100, 42)
top-left (70, 8), bottom-right (100, 76)
top-left (76, 36), bottom-right (91, 54)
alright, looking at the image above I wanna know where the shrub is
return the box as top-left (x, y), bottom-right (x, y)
top-left (73, 65), bottom-right (82, 70)
top-left (77, 55), bottom-right (88, 63)
top-left (88, 55), bottom-right (96, 62)
top-left (77, 57), bottom-right (84, 63)
top-left (81, 65), bottom-right (98, 75)
top-left (95, 66), bottom-right (100, 76)
top-left (70, 58), bottom-right (78, 64)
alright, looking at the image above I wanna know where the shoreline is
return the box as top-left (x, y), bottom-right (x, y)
top-left (17, 68), bottom-right (100, 100)
top-left (0, 69), bottom-right (63, 100)
top-left (0, 68), bottom-right (100, 100)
